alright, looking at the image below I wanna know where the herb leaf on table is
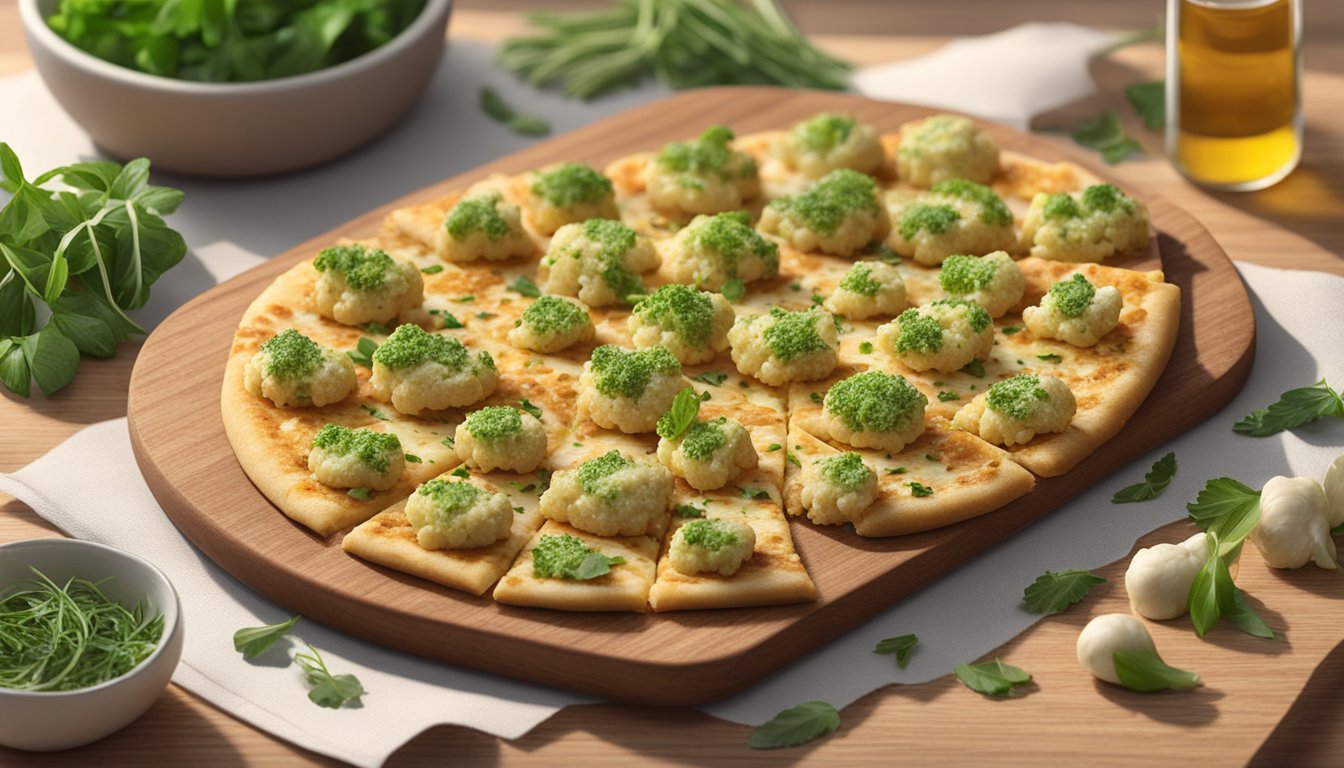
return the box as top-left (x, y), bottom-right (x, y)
top-left (873, 633), bottom-right (919, 669)
top-left (748, 700), bottom-right (841, 749)
top-left (1232, 379), bottom-right (1344, 436)
top-left (1111, 451), bottom-right (1177, 503)
top-left (1125, 81), bottom-right (1166, 130)
top-left (1022, 569), bottom-right (1106, 615)
top-left (1071, 110), bottom-right (1141, 164)
top-left (954, 659), bottom-right (1032, 697)
top-left (295, 643), bottom-right (365, 709)
top-left (1113, 650), bottom-right (1198, 692)
top-left (233, 615), bottom-right (300, 659)
top-left (479, 87), bottom-right (553, 137)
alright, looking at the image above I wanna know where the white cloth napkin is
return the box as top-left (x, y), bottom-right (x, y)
top-left (5, 26), bottom-right (1344, 768)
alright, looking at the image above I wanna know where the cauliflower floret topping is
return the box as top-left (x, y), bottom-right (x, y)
top-left (538, 451), bottom-right (673, 536)
top-left (886, 179), bottom-right (1016, 266)
top-left (759, 169), bottom-right (885, 256)
top-left (528, 163), bottom-right (619, 235)
top-left (668, 517), bottom-right (757, 577)
top-left (1019, 183), bottom-right (1150, 262)
top-left (1022, 273), bottom-right (1123, 347)
top-left (580, 345), bottom-right (684, 433)
top-left (647, 125), bottom-right (761, 215)
top-left (437, 192), bottom-right (534, 262)
top-left (728, 306), bottom-right (839, 386)
top-left (539, 218), bottom-right (659, 307)
top-left (662, 211), bottom-right (780, 291)
top-left (878, 298), bottom-right (993, 372)
top-left (801, 451), bottom-right (878, 526)
top-left (938, 251), bottom-right (1025, 318)
top-left (776, 112), bottom-right (884, 179)
top-left (895, 114), bottom-right (999, 187)
top-left (313, 244), bottom-right (423, 326)
top-left (822, 370), bottom-right (928, 453)
top-left (824, 260), bottom-right (907, 319)
top-left (952, 374), bottom-right (1077, 447)
top-left (404, 478), bottom-right (513, 550)
top-left (307, 423), bottom-right (404, 491)
top-left (657, 415), bottom-right (758, 491)
top-left (507, 295), bottom-right (595, 353)
top-left (629, 284), bottom-right (735, 365)
top-left (453, 405), bottom-right (548, 473)
top-left (244, 328), bottom-right (356, 407)
top-left (530, 533), bottom-right (625, 580)
top-left (369, 324), bottom-right (498, 414)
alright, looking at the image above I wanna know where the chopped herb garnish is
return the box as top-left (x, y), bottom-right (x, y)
top-left (421, 264), bottom-right (444, 275)
top-left (907, 481), bottom-right (933, 497)
top-left (347, 487), bottom-right (373, 500)
top-left (508, 276), bottom-right (542, 297)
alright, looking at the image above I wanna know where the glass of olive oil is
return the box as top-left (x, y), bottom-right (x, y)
top-left (1166, 0), bottom-right (1302, 191)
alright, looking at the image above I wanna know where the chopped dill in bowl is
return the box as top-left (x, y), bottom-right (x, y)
top-left (0, 568), bottom-right (164, 692)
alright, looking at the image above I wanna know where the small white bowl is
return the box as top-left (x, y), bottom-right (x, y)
top-left (19, 0), bottom-right (453, 177)
top-left (0, 538), bottom-right (184, 752)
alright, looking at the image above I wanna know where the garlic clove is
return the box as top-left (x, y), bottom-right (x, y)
top-left (1323, 454), bottom-right (1344, 529)
top-left (1253, 476), bottom-right (1338, 570)
top-left (1076, 613), bottom-right (1158, 685)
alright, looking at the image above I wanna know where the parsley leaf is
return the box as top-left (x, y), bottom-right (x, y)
top-left (692, 371), bottom-right (728, 387)
top-left (1111, 452), bottom-right (1177, 504)
top-left (937, 390), bottom-right (960, 402)
top-left (873, 634), bottom-right (918, 669)
top-left (675, 503), bottom-right (706, 518)
top-left (739, 486), bottom-right (771, 500)
top-left (479, 87), bottom-right (552, 137)
top-left (721, 278), bottom-right (746, 303)
top-left (786, 451), bottom-right (801, 468)
top-left (232, 616), bottom-right (298, 659)
top-left (1021, 569), bottom-right (1105, 614)
top-left (765, 443), bottom-right (781, 452)
top-left (1186, 477), bottom-right (1261, 553)
top-left (347, 337), bottom-right (378, 368)
top-left (1188, 535), bottom-right (1275, 639)
top-left (959, 360), bottom-right (985, 378)
top-left (359, 403), bottom-right (388, 420)
top-left (1124, 81), bottom-right (1166, 130)
top-left (441, 435), bottom-right (455, 449)
top-left (748, 701), bottom-right (840, 750)
top-left (519, 399), bottom-right (544, 420)
top-left (1233, 379), bottom-right (1344, 436)
top-left (295, 643), bottom-right (364, 709)
top-left (1036, 353), bottom-right (1063, 364)
top-left (907, 481), bottom-right (933, 497)
top-left (1001, 324), bottom-right (1023, 335)
top-left (363, 322), bottom-right (391, 336)
top-left (404, 453), bottom-right (422, 463)
top-left (955, 659), bottom-right (1032, 698)
top-left (436, 310), bottom-right (465, 329)
top-left (656, 387), bottom-right (702, 440)
top-left (421, 264), bottom-right (444, 275)
top-left (508, 275), bottom-right (542, 297)
top-left (1071, 109), bottom-right (1141, 164)
top-left (573, 552), bottom-right (625, 580)
top-left (885, 466), bottom-right (906, 475)
top-left (1113, 650), bottom-right (1198, 692)
top-left (347, 487), bottom-right (373, 501)
top-left (450, 466), bottom-right (470, 479)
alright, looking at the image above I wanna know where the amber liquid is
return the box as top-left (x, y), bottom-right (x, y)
top-left (1169, 0), bottom-right (1301, 190)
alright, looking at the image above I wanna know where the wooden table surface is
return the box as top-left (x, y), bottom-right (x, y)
top-left (2, 2), bottom-right (1342, 765)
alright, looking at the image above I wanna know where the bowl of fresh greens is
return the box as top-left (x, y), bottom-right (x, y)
top-left (0, 538), bottom-right (183, 751)
top-left (18, 0), bottom-right (452, 177)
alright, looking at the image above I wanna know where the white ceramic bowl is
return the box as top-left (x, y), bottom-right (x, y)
top-left (19, 0), bottom-right (453, 177)
top-left (0, 538), bottom-right (184, 751)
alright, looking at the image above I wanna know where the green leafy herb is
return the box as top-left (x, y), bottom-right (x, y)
top-left (1233, 379), bottom-right (1344, 436)
top-left (747, 701), bottom-right (841, 750)
top-left (740, 486), bottom-right (771, 500)
top-left (359, 403), bottom-right (388, 420)
top-left (421, 264), bottom-right (444, 275)
top-left (455, 295), bottom-right (475, 303)
top-left (347, 487), bottom-right (373, 501)
top-left (498, 1), bottom-right (851, 101)
top-left (479, 86), bottom-right (552, 136)
top-left (1113, 650), bottom-right (1198, 692)
top-left (787, 451), bottom-right (801, 468)
top-left (347, 337), bottom-right (378, 368)
top-left (1071, 110), bottom-right (1141, 164)
top-left (656, 387), bottom-right (702, 440)
top-left (960, 360), bottom-right (985, 378)
top-left (233, 616), bottom-right (299, 659)
top-left (859, 341), bottom-right (874, 354)
top-left (363, 322), bottom-right (391, 336)
top-left (874, 634), bottom-right (918, 669)
top-left (1125, 81), bottom-right (1166, 130)
top-left (441, 435), bottom-right (455, 449)
top-left (809, 391), bottom-right (822, 403)
top-left (1036, 353), bottom-right (1063, 364)
top-left (1111, 452), bottom-right (1177, 504)
top-left (294, 643), bottom-right (364, 709)
top-left (885, 467), bottom-right (906, 475)
top-left (404, 454), bottom-right (422, 463)
top-left (532, 533), bottom-right (625, 580)
top-left (1022, 569), bottom-right (1105, 615)
top-left (721, 278), bottom-right (746, 303)
top-left (519, 399), bottom-right (544, 420)
top-left (1186, 477), bottom-right (1261, 554)
top-left (1001, 324), bottom-right (1024, 335)
top-left (450, 466), bottom-right (470, 479)
top-left (0, 146), bottom-right (186, 396)
top-left (937, 390), bottom-right (960, 402)
top-left (675, 503), bottom-right (706, 518)
top-left (508, 275), bottom-right (542, 297)
top-left (907, 481), bottom-right (933, 497)
top-left (1188, 535), bottom-right (1275, 639)
top-left (955, 659), bottom-right (1032, 698)
top-left (765, 443), bottom-right (781, 452)
top-left (689, 371), bottom-right (726, 387)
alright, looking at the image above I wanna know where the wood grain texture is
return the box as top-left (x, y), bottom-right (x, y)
top-left (124, 88), bottom-right (1253, 705)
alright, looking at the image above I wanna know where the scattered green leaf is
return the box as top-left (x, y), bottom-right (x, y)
top-left (347, 337), bottom-right (378, 368)
top-left (1111, 452), bottom-right (1177, 504)
top-left (747, 701), bottom-right (841, 750)
top-left (1125, 81), bottom-right (1165, 130)
top-left (519, 399), bottom-right (544, 420)
top-left (347, 487), bottom-right (372, 501)
top-left (656, 387), bottom-right (702, 440)
top-left (421, 264), bottom-right (444, 275)
top-left (1113, 650), bottom-right (1198, 692)
top-left (721, 278), bottom-right (746, 303)
top-left (508, 275), bottom-right (542, 297)
top-left (1233, 379), bottom-right (1344, 436)
top-left (907, 482), bottom-right (933, 497)
top-left (480, 86), bottom-right (552, 136)
top-left (955, 659), bottom-right (1032, 697)
top-left (874, 634), bottom-right (918, 669)
top-left (295, 643), bottom-right (364, 709)
top-left (1022, 569), bottom-right (1105, 615)
top-left (1072, 110), bottom-right (1141, 164)
top-left (233, 616), bottom-right (299, 659)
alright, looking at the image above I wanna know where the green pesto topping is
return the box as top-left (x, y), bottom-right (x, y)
top-left (793, 113), bottom-right (857, 152)
top-left (1080, 183), bottom-right (1136, 214)
top-left (444, 193), bottom-right (512, 240)
top-left (531, 534), bottom-right (602, 579)
top-left (633, 284), bottom-right (716, 348)
top-left (312, 423), bottom-right (401, 474)
top-left (986, 374), bottom-right (1050, 420)
top-left (373, 324), bottom-right (493, 372)
top-left (680, 518), bottom-right (739, 550)
top-left (898, 203), bottom-right (961, 241)
top-left (894, 308), bottom-right (944, 353)
top-left (575, 218), bottom-right (644, 300)
top-left (313, 244), bottom-right (395, 291)
top-left (521, 296), bottom-right (590, 334)
top-left (531, 163), bottom-right (613, 207)
top-left (688, 211), bottom-right (779, 275)
top-left (824, 371), bottom-right (927, 434)
top-left (761, 307), bottom-right (831, 362)
top-left (654, 125), bottom-right (754, 179)
top-left (819, 451), bottom-right (871, 492)
top-left (681, 417), bottom-right (730, 461)
top-left (576, 450), bottom-right (633, 501)
top-left (464, 406), bottom-right (524, 442)
top-left (930, 179), bottom-right (1013, 226)
top-left (769, 169), bottom-right (879, 235)
top-left (839, 262), bottom-right (883, 297)
top-left (260, 329), bottom-right (323, 380)
top-left (589, 345), bottom-right (681, 400)
top-left (417, 479), bottom-right (482, 516)
top-left (1047, 274), bottom-right (1096, 318)
top-left (939, 254), bottom-right (999, 295)
top-left (930, 297), bottom-right (992, 332)
top-left (1041, 193), bottom-right (1083, 221)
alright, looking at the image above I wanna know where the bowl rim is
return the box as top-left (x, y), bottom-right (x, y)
top-left (19, 0), bottom-right (452, 96)
top-left (0, 537), bottom-right (182, 699)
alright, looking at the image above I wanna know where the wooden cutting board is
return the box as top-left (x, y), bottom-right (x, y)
top-left (126, 88), bottom-right (1254, 706)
